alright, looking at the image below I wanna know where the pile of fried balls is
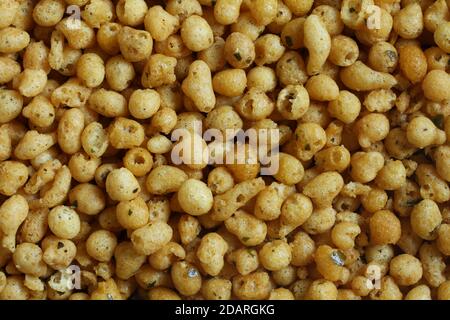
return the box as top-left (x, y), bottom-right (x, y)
top-left (0, 0), bottom-right (449, 300)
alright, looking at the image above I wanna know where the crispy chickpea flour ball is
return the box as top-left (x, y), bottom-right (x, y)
top-left (0, 0), bottom-right (449, 301)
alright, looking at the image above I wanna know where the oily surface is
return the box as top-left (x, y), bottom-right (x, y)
top-left (0, 0), bottom-right (450, 300)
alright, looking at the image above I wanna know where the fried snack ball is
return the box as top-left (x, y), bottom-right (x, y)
top-left (0, 0), bottom-right (448, 302)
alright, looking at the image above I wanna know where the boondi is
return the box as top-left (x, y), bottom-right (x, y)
top-left (0, 0), bottom-right (449, 301)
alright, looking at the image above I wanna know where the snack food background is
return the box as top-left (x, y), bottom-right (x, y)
top-left (0, 0), bottom-right (449, 300)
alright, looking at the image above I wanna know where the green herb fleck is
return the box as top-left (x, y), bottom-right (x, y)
top-left (128, 209), bottom-right (133, 216)
top-left (241, 236), bottom-right (250, 243)
top-left (405, 198), bottom-right (421, 207)
top-left (147, 280), bottom-right (157, 289)
top-left (132, 188), bottom-right (139, 193)
top-left (431, 114), bottom-right (444, 129)
top-left (349, 7), bottom-right (356, 13)
top-left (385, 50), bottom-right (397, 62)
top-left (57, 242), bottom-right (65, 249)
top-left (285, 36), bottom-right (293, 47)
top-left (247, 249), bottom-right (255, 257)
top-left (71, 200), bottom-right (78, 209)
top-left (304, 143), bottom-right (311, 151)
top-left (233, 52), bottom-right (242, 61)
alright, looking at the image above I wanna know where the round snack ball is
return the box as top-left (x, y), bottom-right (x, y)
top-left (389, 254), bottom-right (423, 286)
top-left (1, 0), bottom-right (450, 302)
top-left (258, 240), bottom-right (292, 271)
top-left (0, 161), bottom-right (28, 196)
top-left (422, 70), bottom-right (450, 102)
top-left (48, 205), bottom-right (81, 239)
top-left (406, 116), bottom-right (439, 148)
top-left (116, 196), bottom-right (149, 230)
top-left (177, 179), bottom-right (213, 216)
top-left (128, 89), bottom-right (161, 119)
top-left (410, 199), bottom-right (442, 240)
top-left (438, 281), bottom-right (450, 300)
top-left (105, 167), bottom-right (141, 201)
top-left (369, 210), bottom-right (401, 245)
top-left (306, 279), bottom-right (338, 300)
top-left (273, 152), bottom-right (304, 185)
top-left (405, 285), bottom-right (431, 300)
top-left (180, 15), bottom-right (214, 52)
top-left (86, 229), bottom-right (118, 262)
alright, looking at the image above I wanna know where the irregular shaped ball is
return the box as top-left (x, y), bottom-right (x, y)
top-left (177, 179), bottom-right (213, 216)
